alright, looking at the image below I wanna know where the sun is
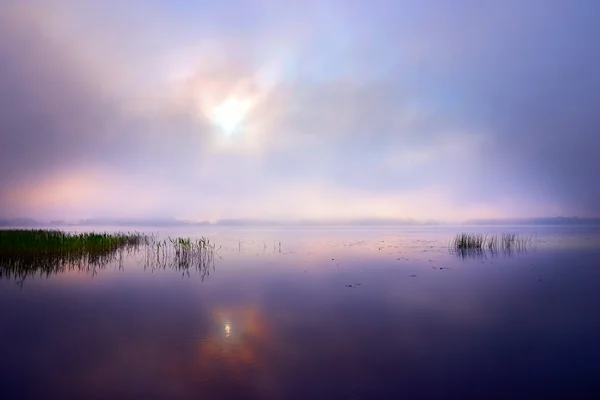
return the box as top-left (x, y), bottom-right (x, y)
top-left (209, 97), bottom-right (252, 136)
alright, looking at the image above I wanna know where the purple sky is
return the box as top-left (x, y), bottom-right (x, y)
top-left (1, 0), bottom-right (599, 222)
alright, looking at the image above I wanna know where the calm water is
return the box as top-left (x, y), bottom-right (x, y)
top-left (1, 226), bottom-right (599, 399)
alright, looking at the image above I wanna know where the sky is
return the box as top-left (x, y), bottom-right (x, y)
top-left (1, 0), bottom-right (599, 223)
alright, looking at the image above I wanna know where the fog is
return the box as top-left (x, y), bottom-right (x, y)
top-left (1, 0), bottom-right (599, 222)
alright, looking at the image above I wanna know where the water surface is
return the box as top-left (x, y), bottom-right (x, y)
top-left (1, 226), bottom-right (599, 399)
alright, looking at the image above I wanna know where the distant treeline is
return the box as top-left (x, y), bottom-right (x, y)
top-left (463, 217), bottom-right (600, 226)
top-left (1, 216), bottom-right (599, 228)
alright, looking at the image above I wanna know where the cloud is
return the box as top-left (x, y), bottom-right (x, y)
top-left (1, 0), bottom-right (598, 220)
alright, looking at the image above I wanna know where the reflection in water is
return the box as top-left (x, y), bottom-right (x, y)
top-left (140, 237), bottom-right (217, 281)
top-left (192, 306), bottom-right (279, 397)
top-left (450, 246), bottom-right (530, 260)
top-left (0, 246), bottom-right (130, 279)
top-left (1, 227), bottom-right (600, 398)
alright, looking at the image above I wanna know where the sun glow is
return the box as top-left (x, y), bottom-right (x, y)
top-left (209, 97), bottom-right (252, 136)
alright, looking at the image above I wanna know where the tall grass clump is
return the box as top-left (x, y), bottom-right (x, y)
top-left (452, 233), bottom-right (486, 250)
top-left (0, 230), bottom-right (149, 281)
top-left (450, 232), bottom-right (533, 253)
top-left (0, 230), bottom-right (220, 284)
top-left (0, 229), bottom-right (146, 254)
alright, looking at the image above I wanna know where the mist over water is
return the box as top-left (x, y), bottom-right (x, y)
top-left (1, 226), bottom-right (599, 399)
top-left (2, 1), bottom-right (600, 397)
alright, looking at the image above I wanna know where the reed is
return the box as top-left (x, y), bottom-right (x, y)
top-left (0, 229), bottom-right (146, 254)
top-left (452, 233), bottom-right (486, 249)
top-left (450, 232), bottom-right (533, 252)
top-left (0, 230), bottom-right (218, 284)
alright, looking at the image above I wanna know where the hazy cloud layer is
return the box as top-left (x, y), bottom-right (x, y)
top-left (1, 0), bottom-right (599, 221)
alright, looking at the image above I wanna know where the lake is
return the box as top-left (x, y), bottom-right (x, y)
top-left (1, 225), bottom-right (599, 399)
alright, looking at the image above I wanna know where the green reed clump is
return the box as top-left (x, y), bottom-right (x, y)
top-left (0, 229), bottom-right (147, 254)
top-left (0, 230), bottom-right (149, 279)
top-left (0, 230), bottom-right (219, 284)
